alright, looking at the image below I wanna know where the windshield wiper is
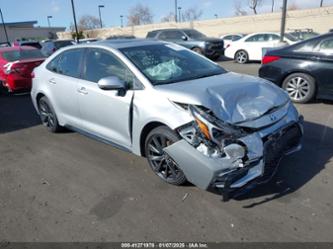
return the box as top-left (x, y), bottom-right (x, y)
top-left (191, 72), bottom-right (222, 80)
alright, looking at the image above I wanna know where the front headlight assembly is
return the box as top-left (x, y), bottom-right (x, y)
top-left (177, 105), bottom-right (247, 160)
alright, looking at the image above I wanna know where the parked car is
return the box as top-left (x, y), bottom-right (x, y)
top-left (259, 33), bottom-right (333, 103)
top-left (0, 42), bottom-right (10, 48)
top-left (146, 28), bottom-right (224, 60)
top-left (31, 39), bottom-right (303, 200)
top-left (106, 35), bottom-right (136, 40)
top-left (0, 46), bottom-right (45, 92)
top-left (220, 33), bottom-right (246, 49)
top-left (41, 39), bottom-right (74, 57)
top-left (288, 29), bottom-right (319, 41)
top-left (225, 32), bottom-right (298, 64)
top-left (12, 40), bottom-right (42, 49)
top-left (76, 38), bottom-right (100, 44)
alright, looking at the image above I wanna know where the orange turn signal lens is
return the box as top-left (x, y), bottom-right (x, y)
top-left (195, 118), bottom-right (211, 140)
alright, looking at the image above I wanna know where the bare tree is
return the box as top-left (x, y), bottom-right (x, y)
top-left (70, 15), bottom-right (100, 31)
top-left (161, 12), bottom-right (176, 23)
top-left (234, 0), bottom-right (248, 16)
top-left (248, 0), bottom-right (262, 15)
top-left (181, 8), bottom-right (203, 22)
top-left (127, 4), bottom-right (153, 26)
top-left (288, 3), bottom-right (299, 10)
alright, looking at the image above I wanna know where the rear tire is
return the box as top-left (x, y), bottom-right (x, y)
top-left (145, 126), bottom-right (187, 186)
top-left (282, 73), bottom-right (316, 103)
top-left (192, 47), bottom-right (203, 55)
top-left (38, 96), bottom-right (62, 133)
top-left (235, 50), bottom-right (248, 64)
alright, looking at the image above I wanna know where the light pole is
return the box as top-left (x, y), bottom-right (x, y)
top-left (280, 0), bottom-right (287, 42)
top-left (320, 0), bottom-right (324, 7)
top-left (120, 15), bottom-right (124, 28)
top-left (0, 8), bottom-right (10, 45)
top-left (174, 0), bottom-right (178, 22)
top-left (178, 7), bottom-right (182, 23)
top-left (47, 16), bottom-right (53, 27)
top-left (98, 5), bottom-right (104, 28)
top-left (70, 0), bottom-right (79, 43)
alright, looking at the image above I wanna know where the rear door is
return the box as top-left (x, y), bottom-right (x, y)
top-left (77, 47), bottom-right (136, 149)
top-left (315, 37), bottom-right (333, 96)
top-left (244, 34), bottom-right (271, 60)
top-left (45, 48), bottom-right (84, 127)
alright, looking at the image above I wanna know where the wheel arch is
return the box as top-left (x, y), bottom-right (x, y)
top-left (234, 49), bottom-right (248, 59)
top-left (139, 121), bottom-right (171, 157)
top-left (36, 92), bottom-right (46, 104)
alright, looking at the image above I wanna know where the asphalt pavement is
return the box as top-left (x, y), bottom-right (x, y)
top-left (0, 61), bottom-right (332, 242)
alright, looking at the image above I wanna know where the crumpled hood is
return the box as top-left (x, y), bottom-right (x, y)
top-left (155, 72), bottom-right (289, 124)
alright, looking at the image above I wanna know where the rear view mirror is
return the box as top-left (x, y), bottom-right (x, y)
top-left (97, 76), bottom-right (126, 92)
top-left (181, 35), bottom-right (188, 41)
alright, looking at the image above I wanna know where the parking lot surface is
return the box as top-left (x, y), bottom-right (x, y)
top-left (0, 61), bottom-right (332, 242)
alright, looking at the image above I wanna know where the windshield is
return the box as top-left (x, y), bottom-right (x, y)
top-left (183, 30), bottom-right (207, 39)
top-left (1, 49), bottom-right (45, 62)
top-left (120, 44), bottom-right (226, 85)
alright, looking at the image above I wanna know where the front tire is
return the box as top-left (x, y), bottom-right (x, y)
top-left (145, 126), bottom-right (187, 186)
top-left (235, 50), bottom-right (248, 64)
top-left (38, 96), bottom-right (62, 133)
top-left (282, 73), bottom-right (316, 103)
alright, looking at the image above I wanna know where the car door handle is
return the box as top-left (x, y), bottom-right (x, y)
top-left (77, 87), bottom-right (88, 95)
top-left (48, 78), bottom-right (56, 84)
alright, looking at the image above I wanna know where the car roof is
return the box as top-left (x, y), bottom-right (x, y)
top-left (76, 38), bottom-right (164, 49)
top-left (148, 28), bottom-right (194, 33)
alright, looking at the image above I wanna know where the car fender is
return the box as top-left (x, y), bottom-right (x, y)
top-left (131, 89), bottom-right (193, 156)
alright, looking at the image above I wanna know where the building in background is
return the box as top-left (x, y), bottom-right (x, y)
top-left (0, 21), bottom-right (66, 43)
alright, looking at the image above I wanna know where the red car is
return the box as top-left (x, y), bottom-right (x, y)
top-left (0, 46), bottom-right (45, 92)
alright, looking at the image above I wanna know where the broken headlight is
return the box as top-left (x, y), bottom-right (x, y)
top-left (178, 105), bottom-right (247, 159)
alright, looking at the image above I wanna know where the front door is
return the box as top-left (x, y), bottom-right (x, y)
top-left (77, 48), bottom-right (136, 149)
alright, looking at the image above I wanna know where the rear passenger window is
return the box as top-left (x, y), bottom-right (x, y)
top-left (46, 49), bottom-right (83, 78)
top-left (159, 31), bottom-right (184, 40)
top-left (46, 55), bottom-right (61, 73)
top-left (319, 38), bottom-right (333, 54)
top-left (82, 48), bottom-right (135, 88)
top-left (223, 35), bottom-right (233, 40)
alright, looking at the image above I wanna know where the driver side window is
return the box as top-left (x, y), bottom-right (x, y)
top-left (82, 48), bottom-right (136, 88)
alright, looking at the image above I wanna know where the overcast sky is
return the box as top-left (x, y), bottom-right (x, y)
top-left (1, 0), bottom-right (333, 29)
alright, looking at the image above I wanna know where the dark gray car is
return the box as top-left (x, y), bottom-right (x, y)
top-left (146, 29), bottom-right (224, 60)
top-left (41, 40), bottom-right (74, 57)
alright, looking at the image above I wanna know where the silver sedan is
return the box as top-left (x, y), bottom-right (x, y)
top-left (31, 39), bottom-right (303, 200)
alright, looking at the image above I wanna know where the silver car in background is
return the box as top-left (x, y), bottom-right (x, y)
top-left (31, 39), bottom-right (303, 200)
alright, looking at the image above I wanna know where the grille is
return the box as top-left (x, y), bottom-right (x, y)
top-left (262, 124), bottom-right (302, 181)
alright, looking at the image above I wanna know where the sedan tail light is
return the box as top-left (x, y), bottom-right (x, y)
top-left (262, 55), bottom-right (281, 65)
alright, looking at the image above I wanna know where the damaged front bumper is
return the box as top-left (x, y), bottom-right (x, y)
top-left (164, 117), bottom-right (303, 201)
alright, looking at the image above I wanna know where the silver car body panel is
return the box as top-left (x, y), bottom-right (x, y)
top-left (31, 39), bottom-right (303, 194)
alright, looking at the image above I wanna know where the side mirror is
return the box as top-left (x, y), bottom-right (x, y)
top-left (181, 35), bottom-right (188, 41)
top-left (97, 76), bottom-right (126, 91)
